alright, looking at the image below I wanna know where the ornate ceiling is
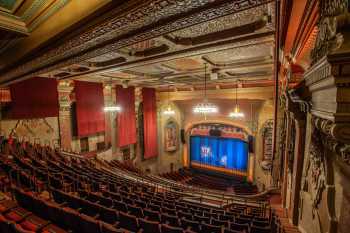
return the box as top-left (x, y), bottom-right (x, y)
top-left (0, 0), bottom-right (275, 94)
top-left (0, 0), bottom-right (70, 53)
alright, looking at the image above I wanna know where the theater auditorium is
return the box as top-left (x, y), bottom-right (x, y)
top-left (0, 1), bottom-right (348, 233)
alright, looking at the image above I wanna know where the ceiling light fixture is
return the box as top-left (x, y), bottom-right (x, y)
top-left (193, 63), bottom-right (218, 114)
top-left (229, 80), bottom-right (244, 118)
top-left (104, 106), bottom-right (121, 112)
top-left (163, 85), bottom-right (175, 115)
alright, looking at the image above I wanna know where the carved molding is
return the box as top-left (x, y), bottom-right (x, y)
top-left (163, 15), bottom-right (268, 46)
top-left (308, 119), bottom-right (326, 213)
top-left (310, 0), bottom-right (349, 64)
top-left (312, 116), bottom-right (350, 166)
top-left (260, 119), bottom-right (273, 170)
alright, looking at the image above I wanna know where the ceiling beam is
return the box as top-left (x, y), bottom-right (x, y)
top-left (157, 86), bottom-right (274, 101)
top-left (59, 31), bottom-right (274, 80)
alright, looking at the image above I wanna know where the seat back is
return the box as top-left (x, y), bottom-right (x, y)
top-left (181, 217), bottom-right (200, 232)
top-left (114, 201), bottom-right (127, 213)
top-left (80, 214), bottom-right (100, 233)
top-left (201, 222), bottom-right (221, 233)
top-left (139, 218), bottom-right (161, 233)
top-left (100, 207), bottom-right (118, 225)
top-left (161, 224), bottom-right (184, 233)
top-left (127, 205), bottom-right (143, 218)
top-left (161, 213), bottom-right (179, 227)
top-left (229, 222), bottom-right (249, 232)
top-left (211, 218), bottom-right (229, 227)
top-left (0, 214), bottom-right (14, 233)
top-left (250, 225), bottom-right (270, 233)
top-left (118, 211), bottom-right (139, 232)
top-left (144, 208), bottom-right (160, 222)
top-left (100, 222), bottom-right (125, 233)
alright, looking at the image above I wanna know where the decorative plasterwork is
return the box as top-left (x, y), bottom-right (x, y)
top-left (304, 119), bottom-right (326, 215)
top-left (260, 119), bottom-right (273, 170)
top-left (0, 0), bottom-right (69, 32)
top-left (203, 42), bottom-right (273, 62)
top-left (0, 0), bottom-right (273, 84)
top-left (169, 3), bottom-right (271, 38)
top-left (310, 0), bottom-right (349, 64)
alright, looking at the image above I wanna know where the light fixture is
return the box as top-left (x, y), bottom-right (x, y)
top-left (104, 106), bottom-right (121, 112)
top-left (163, 106), bottom-right (175, 115)
top-left (229, 80), bottom-right (244, 118)
top-left (193, 102), bottom-right (218, 113)
top-left (163, 85), bottom-right (175, 115)
top-left (193, 63), bottom-right (218, 114)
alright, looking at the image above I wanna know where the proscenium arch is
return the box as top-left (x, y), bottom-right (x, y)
top-left (182, 119), bottom-right (253, 175)
top-left (184, 119), bottom-right (253, 136)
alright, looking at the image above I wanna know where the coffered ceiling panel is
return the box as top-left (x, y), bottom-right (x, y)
top-left (169, 3), bottom-right (272, 38)
top-left (204, 43), bottom-right (273, 63)
top-left (162, 58), bottom-right (203, 72)
top-left (0, 0), bottom-right (276, 95)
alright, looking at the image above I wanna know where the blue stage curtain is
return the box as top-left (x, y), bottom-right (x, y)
top-left (190, 136), bottom-right (248, 171)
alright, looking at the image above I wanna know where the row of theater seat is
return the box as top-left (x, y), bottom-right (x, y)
top-left (159, 169), bottom-right (258, 194)
top-left (0, 198), bottom-right (68, 233)
top-left (0, 139), bottom-right (278, 233)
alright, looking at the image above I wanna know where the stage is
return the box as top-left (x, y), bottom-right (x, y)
top-left (190, 135), bottom-right (249, 177)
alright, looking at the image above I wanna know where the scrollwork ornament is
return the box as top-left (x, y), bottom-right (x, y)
top-left (312, 116), bottom-right (350, 166)
top-left (339, 144), bottom-right (350, 164)
top-left (311, 0), bottom-right (348, 64)
top-left (309, 126), bottom-right (326, 217)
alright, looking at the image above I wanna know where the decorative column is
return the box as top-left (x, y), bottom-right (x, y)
top-left (57, 81), bottom-right (74, 152)
top-left (298, 1), bottom-right (350, 232)
top-left (287, 97), bottom-right (307, 225)
top-left (103, 84), bottom-right (113, 149)
top-left (281, 110), bottom-right (291, 208)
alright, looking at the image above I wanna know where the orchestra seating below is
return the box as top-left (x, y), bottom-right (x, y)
top-left (160, 169), bottom-right (258, 194)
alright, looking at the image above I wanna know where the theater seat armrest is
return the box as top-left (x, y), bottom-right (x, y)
top-left (58, 202), bottom-right (67, 207)
top-left (93, 213), bottom-right (100, 219)
top-left (37, 221), bottom-right (52, 231)
top-left (22, 212), bottom-right (33, 219)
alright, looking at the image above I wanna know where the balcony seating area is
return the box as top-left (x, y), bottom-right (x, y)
top-left (0, 138), bottom-right (284, 233)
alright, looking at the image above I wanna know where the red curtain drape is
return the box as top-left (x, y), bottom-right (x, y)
top-left (75, 81), bottom-right (105, 137)
top-left (116, 85), bottom-right (136, 147)
top-left (142, 88), bottom-right (158, 159)
top-left (10, 77), bottom-right (59, 119)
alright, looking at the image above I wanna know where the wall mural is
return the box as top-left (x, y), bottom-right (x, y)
top-left (0, 117), bottom-right (59, 147)
top-left (261, 119), bottom-right (273, 170)
top-left (164, 119), bottom-right (178, 152)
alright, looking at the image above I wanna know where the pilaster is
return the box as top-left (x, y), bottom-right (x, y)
top-left (57, 80), bottom-right (74, 151)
